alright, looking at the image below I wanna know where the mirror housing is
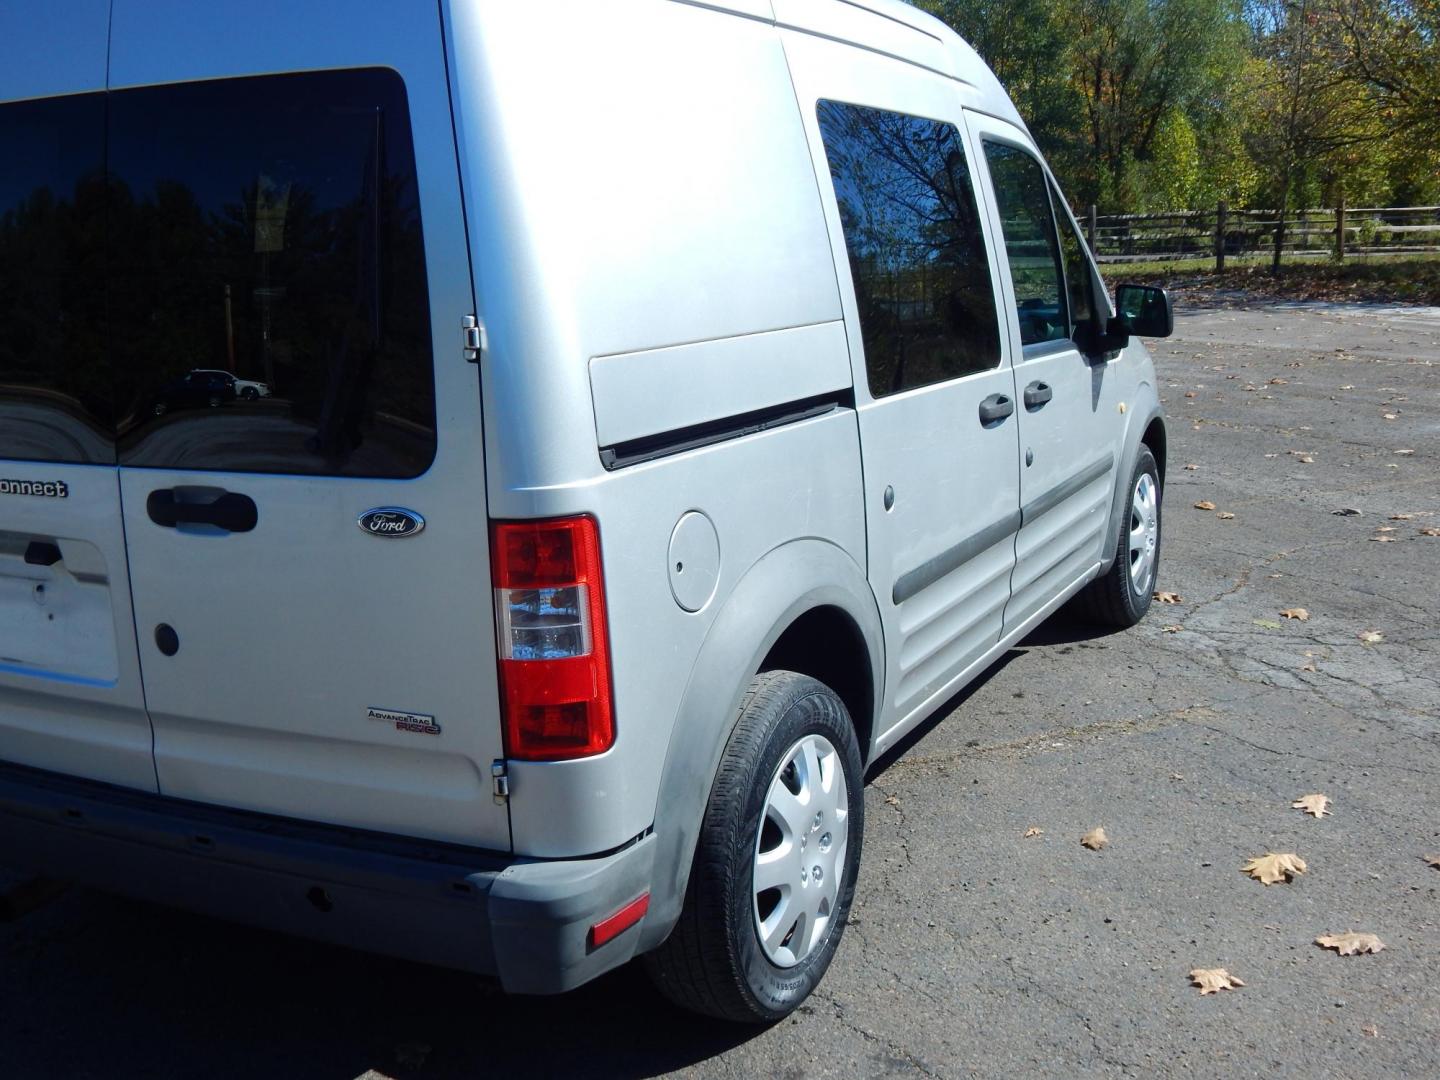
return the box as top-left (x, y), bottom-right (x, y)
top-left (1113, 283), bottom-right (1173, 339)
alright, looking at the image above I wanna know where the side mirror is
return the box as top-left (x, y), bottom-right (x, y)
top-left (1113, 283), bottom-right (1173, 339)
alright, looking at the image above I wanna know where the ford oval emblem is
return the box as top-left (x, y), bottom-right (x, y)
top-left (358, 507), bottom-right (426, 538)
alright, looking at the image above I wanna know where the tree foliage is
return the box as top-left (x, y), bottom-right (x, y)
top-left (912, 0), bottom-right (1439, 212)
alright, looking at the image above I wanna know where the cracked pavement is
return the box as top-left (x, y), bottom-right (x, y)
top-left (2, 302), bottom-right (1438, 1078)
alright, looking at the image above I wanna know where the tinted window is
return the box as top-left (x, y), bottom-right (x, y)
top-left (110, 69), bottom-right (435, 477)
top-left (816, 101), bottom-right (1000, 398)
top-left (983, 142), bottom-right (1067, 347)
top-left (1051, 181), bottom-right (1095, 338)
top-left (0, 69), bottom-right (434, 477)
top-left (0, 94), bottom-right (111, 464)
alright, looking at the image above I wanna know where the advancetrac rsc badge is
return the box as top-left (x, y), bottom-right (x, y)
top-left (367, 706), bottom-right (442, 736)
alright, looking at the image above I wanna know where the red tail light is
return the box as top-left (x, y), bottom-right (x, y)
top-left (491, 516), bottom-right (614, 761)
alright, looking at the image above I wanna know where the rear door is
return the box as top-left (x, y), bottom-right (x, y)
top-left (968, 116), bottom-right (1123, 631)
top-left (0, 3), bottom-right (157, 792)
top-left (783, 31), bottom-right (1021, 751)
top-left (107, 1), bottom-right (509, 848)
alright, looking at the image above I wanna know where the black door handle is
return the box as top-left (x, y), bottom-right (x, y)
top-left (1024, 381), bottom-right (1053, 409)
top-left (978, 393), bottom-right (1015, 425)
top-left (147, 489), bottom-right (257, 533)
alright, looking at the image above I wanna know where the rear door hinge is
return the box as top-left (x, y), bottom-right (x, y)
top-left (463, 314), bottom-right (486, 363)
top-left (491, 759), bottom-right (510, 804)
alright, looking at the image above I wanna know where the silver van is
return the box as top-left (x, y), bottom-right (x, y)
top-left (0, 0), bottom-right (1171, 1021)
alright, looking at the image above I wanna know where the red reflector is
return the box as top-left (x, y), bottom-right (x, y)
top-left (590, 892), bottom-right (650, 949)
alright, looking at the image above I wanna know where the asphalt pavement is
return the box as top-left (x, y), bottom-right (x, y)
top-left (3, 301), bottom-right (1437, 1078)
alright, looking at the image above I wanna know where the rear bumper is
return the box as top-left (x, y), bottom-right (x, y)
top-left (0, 761), bottom-right (655, 994)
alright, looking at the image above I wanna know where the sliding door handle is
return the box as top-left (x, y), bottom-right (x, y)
top-left (978, 393), bottom-right (1015, 425)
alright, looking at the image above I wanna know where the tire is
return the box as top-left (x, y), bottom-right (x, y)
top-left (207, 394), bottom-right (222, 408)
top-left (645, 670), bottom-right (865, 1023)
top-left (1073, 445), bottom-right (1161, 628)
top-left (240, 386), bottom-right (258, 401)
top-left (152, 402), bottom-right (168, 417)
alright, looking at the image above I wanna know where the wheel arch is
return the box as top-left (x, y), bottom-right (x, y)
top-left (637, 538), bottom-right (883, 953)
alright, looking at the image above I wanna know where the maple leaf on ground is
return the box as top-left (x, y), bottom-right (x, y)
top-left (1189, 968), bottom-right (1244, 996)
top-left (1358, 630), bottom-right (1384, 643)
top-left (1217, 512), bottom-right (1236, 520)
top-left (1292, 794), bottom-right (1331, 818)
top-left (1023, 827), bottom-right (1042, 838)
top-left (1081, 827), bottom-right (1108, 850)
top-left (1423, 854), bottom-right (1440, 869)
top-left (1154, 591), bottom-right (1182, 603)
top-left (1193, 500), bottom-right (1216, 511)
top-left (1280, 608), bottom-right (1310, 621)
top-left (1315, 932), bottom-right (1385, 956)
top-left (1421, 527), bottom-right (1440, 538)
top-left (1242, 852), bottom-right (1307, 884)
top-left (1183, 463), bottom-right (1199, 471)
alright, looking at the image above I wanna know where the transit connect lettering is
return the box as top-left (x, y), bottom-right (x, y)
top-left (0, 478), bottom-right (69, 499)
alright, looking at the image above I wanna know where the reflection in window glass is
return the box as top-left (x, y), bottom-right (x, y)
top-left (109, 69), bottom-right (435, 477)
top-left (1051, 181), bottom-right (1095, 337)
top-left (983, 142), bottom-right (1067, 347)
top-left (0, 94), bottom-right (112, 464)
top-left (816, 101), bottom-right (1000, 398)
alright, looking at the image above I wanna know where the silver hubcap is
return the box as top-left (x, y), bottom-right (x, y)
top-left (1129, 472), bottom-right (1160, 594)
top-left (752, 733), bottom-right (849, 968)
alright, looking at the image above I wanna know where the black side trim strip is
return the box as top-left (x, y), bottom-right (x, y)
top-left (1021, 452), bottom-right (1115, 526)
top-left (599, 390), bottom-right (854, 471)
top-left (892, 509), bottom-right (1023, 605)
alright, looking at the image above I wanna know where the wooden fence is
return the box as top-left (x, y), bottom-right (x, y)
top-left (1080, 203), bottom-right (1440, 267)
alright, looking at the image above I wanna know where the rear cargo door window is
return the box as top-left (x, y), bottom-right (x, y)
top-left (108, 69), bottom-right (436, 478)
top-left (0, 94), bottom-right (111, 464)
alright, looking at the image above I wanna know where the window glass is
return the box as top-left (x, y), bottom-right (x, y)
top-left (982, 141), bottom-right (1067, 347)
top-left (0, 94), bottom-right (112, 464)
top-left (816, 100), bottom-right (1000, 398)
top-left (1051, 181), bottom-right (1095, 338)
top-left (109, 69), bottom-right (435, 477)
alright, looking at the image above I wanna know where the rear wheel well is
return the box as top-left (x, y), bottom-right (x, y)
top-left (759, 606), bottom-right (875, 762)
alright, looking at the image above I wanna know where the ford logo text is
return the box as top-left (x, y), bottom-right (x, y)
top-left (358, 507), bottom-right (426, 538)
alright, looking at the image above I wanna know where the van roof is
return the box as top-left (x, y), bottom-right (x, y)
top-left (696, 0), bottom-right (1027, 131)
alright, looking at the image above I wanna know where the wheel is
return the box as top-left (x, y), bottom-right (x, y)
top-left (645, 670), bottom-right (864, 1023)
top-left (207, 394), bottom-right (223, 408)
top-left (1072, 445), bottom-right (1161, 627)
top-left (240, 386), bottom-right (258, 401)
top-left (152, 401), bottom-right (168, 417)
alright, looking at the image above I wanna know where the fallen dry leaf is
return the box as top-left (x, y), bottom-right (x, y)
top-left (1389, 513), bottom-right (1414, 520)
top-left (1362, 1024), bottom-right (1379, 1038)
top-left (1216, 511), bottom-right (1236, 520)
top-left (1242, 852), bottom-right (1307, 885)
top-left (884, 794), bottom-right (900, 807)
top-left (1184, 391), bottom-right (1197, 398)
top-left (1295, 454), bottom-right (1315, 463)
top-left (1081, 827), bottom-right (1109, 850)
top-left (1189, 968), bottom-right (1244, 996)
top-left (1382, 413), bottom-right (1398, 420)
top-left (1332, 507), bottom-right (1361, 516)
top-left (1154, 591), bottom-right (1182, 603)
top-left (1280, 608), bottom-right (1310, 621)
top-left (1393, 449), bottom-right (1414, 456)
top-left (1374, 525), bottom-right (1397, 532)
top-left (1358, 630), bottom-right (1384, 643)
top-left (1315, 931), bottom-right (1385, 956)
top-left (1184, 463), bottom-right (1199, 470)
top-left (1162, 624), bottom-right (1183, 633)
top-left (1023, 826), bottom-right (1042, 838)
top-left (1369, 535), bottom-right (1397, 542)
top-left (1339, 384), bottom-right (1355, 390)
top-left (1423, 854), bottom-right (1440, 869)
top-left (1269, 377), bottom-right (1288, 385)
top-left (1421, 527), bottom-right (1440, 537)
top-left (1292, 794), bottom-right (1331, 818)
top-left (1193, 500), bottom-right (1216, 511)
